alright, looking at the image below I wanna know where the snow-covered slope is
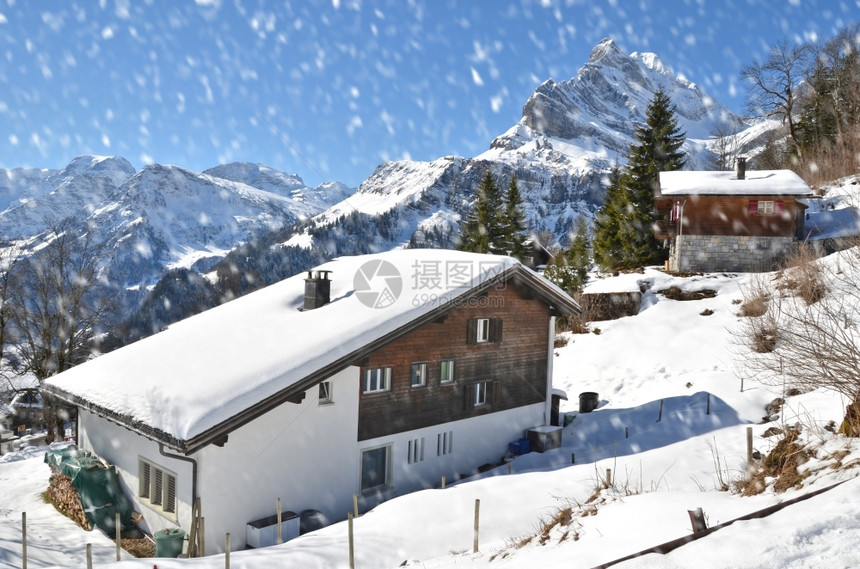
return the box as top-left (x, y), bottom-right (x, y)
top-left (4, 254), bottom-right (860, 568)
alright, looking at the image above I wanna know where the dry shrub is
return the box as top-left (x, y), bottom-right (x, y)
top-left (737, 429), bottom-right (810, 496)
top-left (753, 326), bottom-right (778, 353)
top-left (764, 429), bottom-right (811, 492)
top-left (737, 273), bottom-right (774, 317)
top-left (780, 244), bottom-right (826, 305)
top-left (838, 399), bottom-right (860, 437)
top-left (740, 294), bottom-right (769, 317)
top-left (564, 291), bottom-right (595, 334)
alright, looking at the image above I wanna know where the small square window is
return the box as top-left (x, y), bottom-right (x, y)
top-left (759, 200), bottom-right (774, 214)
top-left (440, 360), bottom-right (455, 384)
top-left (410, 363), bottom-right (427, 388)
top-left (364, 367), bottom-right (392, 393)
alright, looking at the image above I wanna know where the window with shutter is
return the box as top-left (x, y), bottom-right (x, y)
top-left (468, 318), bottom-right (502, 344)
top-left (139, 458), bottom-right (178, 519)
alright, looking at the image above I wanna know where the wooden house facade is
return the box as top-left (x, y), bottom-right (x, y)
top-left (654, 161), bottom-right (813, 272)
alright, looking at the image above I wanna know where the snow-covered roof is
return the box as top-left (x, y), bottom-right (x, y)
top-left (658, 169), bottom-right (812, 197)
top-left (43, 249), bottom-right (578, 453)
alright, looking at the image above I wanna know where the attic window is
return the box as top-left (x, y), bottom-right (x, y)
top-left (363, 367), bottom-right (392, 394)
top-left (467, 318), bottom-right (502, 344)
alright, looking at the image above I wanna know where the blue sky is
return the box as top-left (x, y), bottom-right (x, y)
top-left (0, 0), bottom-right (856, 187)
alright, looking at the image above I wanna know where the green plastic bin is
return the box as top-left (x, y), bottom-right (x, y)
top-left (154, 528), bottom-right (186, 558)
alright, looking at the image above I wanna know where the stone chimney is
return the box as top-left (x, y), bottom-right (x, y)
top-left (303, 270), bottom-right (332, 310)
top-left (736, 157), bottom-right (746, 180)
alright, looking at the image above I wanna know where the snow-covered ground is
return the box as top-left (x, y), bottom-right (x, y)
top-left (3, 258), bottom-right (860, 568)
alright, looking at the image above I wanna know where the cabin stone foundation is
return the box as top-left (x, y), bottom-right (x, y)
top-left (669, 234), bottom-right (796, 273)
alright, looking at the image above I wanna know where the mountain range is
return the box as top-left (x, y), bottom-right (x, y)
top-left (0, 38), bottom-right (780, 340)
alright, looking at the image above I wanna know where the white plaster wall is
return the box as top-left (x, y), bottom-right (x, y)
top-left (78, 364), bottom-right (549, 556)
top-left (197, 366), bottom-right (359, 554)
top-left (77, 409), bottom-right (195, 538)
top-left (357, 402), bottom-right (546, 513)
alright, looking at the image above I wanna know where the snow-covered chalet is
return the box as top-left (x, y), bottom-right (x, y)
top-left (43, 249), bottom-right (579, 554)
top-left (654, 159), bottom-right (813, 272)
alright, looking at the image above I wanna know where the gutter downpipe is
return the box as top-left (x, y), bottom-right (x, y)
top-left (545, 315), bottom-right (556, 425)
top-left (159, 443), bottom-right (199, 528)
top-left (677, 200), bottom-right (686, 272)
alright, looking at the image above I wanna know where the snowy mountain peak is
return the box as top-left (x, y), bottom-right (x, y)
top-left (51, 155), bottom-right (137, 187)
top-left (587, 37), bottom-right (625, 63)
top-left (508, 38), bottom-right (742, 152)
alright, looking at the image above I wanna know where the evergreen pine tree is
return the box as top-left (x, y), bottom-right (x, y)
top-left (625, 87), bottom-right (686, 266)
top-left (592, 167), bottom-right (633, 270)
top-left (566, 216), bottom-right (591, 286)
top-left (544, 216), bottom-right (591, 295)
top-left (594, 88), bottom-right (686, 270)
top-left (501, 176), bottom-right (529, 259)
top-left (458, 171), bottom-right (506, 254)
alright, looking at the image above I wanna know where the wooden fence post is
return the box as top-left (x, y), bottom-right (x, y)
top-left (86, 544), bottom-right (92, 569)
top-left (687, 507), bottom-right (707, 533)
top-left (277, 498), bottom-right (283, 545)
top-left (348, 512), bottom-right (355, 569)
top-left (747, 427), bottom-right (754, 469)
top-left (353, 493), bottom-right (359, 517)
top-left (22, 512), bottom-right (27, 569)
top-left (225, 533), bottom-right (230, 569)
top-left (441, 475), bottom-right (446, 489)
top-left (473, 499), bottom-right (480, 553)
top-left (116, 511), bottom-right (121, 561)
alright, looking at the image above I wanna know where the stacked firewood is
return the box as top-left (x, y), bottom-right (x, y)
top-left (47, 471), bottom-right (91, 530)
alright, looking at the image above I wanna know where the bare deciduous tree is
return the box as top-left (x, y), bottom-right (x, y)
top-left (6, 220), bottom-right (115, 442)
top-left (741, 40), bottom-right (812, 157)
top-left (708, 120), bottom-right (742, 171)
top-left (8, 221), bottom-right (115, 380)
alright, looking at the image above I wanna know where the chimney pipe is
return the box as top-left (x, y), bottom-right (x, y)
top-left (303, 270), bottom-right (332, 310)
top-left (736, 157), bottom-right (746, 180)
